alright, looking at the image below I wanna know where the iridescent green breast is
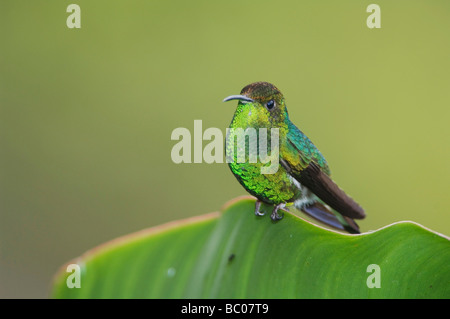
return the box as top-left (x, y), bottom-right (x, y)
top-left (226, 102), bottom-right (302, 204)
top-left (228, 160), bottom-right (300, 204)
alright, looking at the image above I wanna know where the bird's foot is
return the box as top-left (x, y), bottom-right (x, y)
top-left (255, 200), bottom-right (265, 216)
top-left (271, 203), bottom-right (286, 221)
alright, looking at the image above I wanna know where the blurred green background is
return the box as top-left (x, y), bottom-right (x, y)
top-left (1, 1), bottom-right (449, 298)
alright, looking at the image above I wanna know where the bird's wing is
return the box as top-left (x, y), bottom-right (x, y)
top-left (281, 123), bottom-right (365, 220)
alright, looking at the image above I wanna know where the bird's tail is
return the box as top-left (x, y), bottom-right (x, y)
top-left (296, 201), bottom-right (361, 234)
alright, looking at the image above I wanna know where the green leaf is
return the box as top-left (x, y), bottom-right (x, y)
top-left (51, 197), bottom-right (450, 298)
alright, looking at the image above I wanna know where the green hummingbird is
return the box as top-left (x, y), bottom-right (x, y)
top-left (223, 82), bottom-right (365, 234)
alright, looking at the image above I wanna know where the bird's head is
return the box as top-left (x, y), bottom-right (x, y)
top-left (223, 82), bottom-right (288, 127)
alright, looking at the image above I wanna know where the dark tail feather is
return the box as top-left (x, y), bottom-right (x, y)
top-left (299, 202), bottom-right (360, 234)
top-left (341, 216), bottom-right (361, 234)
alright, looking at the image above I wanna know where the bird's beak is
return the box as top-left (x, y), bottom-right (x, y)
top-left (222, 95), bottom-right (255, 103)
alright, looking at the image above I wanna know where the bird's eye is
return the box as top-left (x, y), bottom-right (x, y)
top-left (266, 100), bottom-right (275, 110)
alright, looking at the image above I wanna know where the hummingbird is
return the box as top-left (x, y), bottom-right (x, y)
top-left (223, 82), bottom-right (365, 234)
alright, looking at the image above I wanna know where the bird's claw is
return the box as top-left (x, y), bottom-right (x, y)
top-left (270, 203), bottom-right (286, 221)
top-left (255, 200), bottom-right (265, 216)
